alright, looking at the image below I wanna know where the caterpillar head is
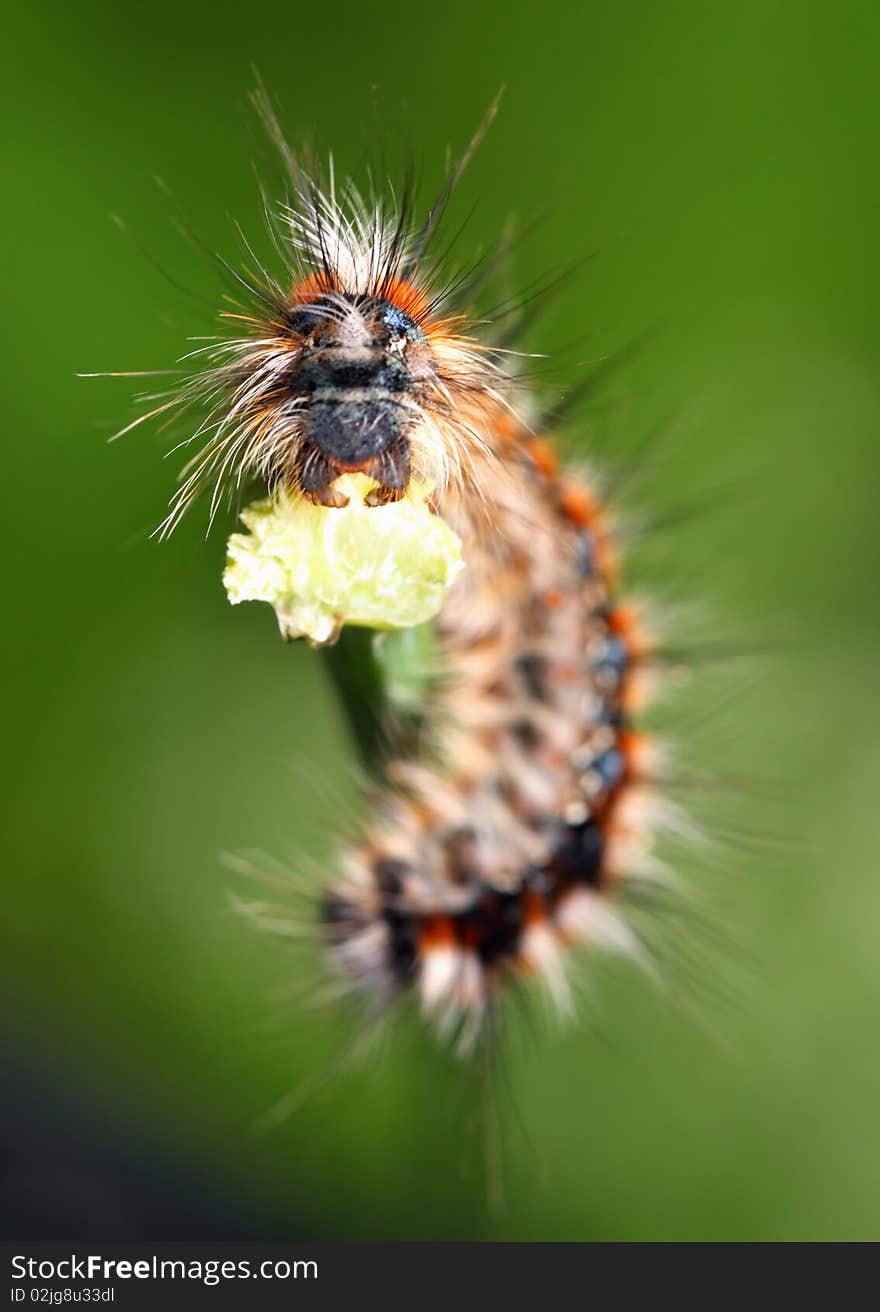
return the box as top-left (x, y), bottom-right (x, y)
top-left (149, 163), bottom-right (509, 537)
top-left (275, 281), bottom-right (445, 509)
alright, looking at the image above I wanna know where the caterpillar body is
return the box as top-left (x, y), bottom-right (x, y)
top-left (327, 438), bottom-right (658, 1052)
top-left (135, 98), bottom-right (689, 1055)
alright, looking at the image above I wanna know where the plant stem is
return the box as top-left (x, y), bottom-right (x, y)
top-left (321, 627), bottom-right (388, 772)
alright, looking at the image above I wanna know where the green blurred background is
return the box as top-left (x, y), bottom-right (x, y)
top-left (2, 0), bottom-right (879, 1240)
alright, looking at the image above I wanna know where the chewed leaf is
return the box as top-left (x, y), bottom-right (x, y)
top-left (223, 474), bottom-right (465, 645)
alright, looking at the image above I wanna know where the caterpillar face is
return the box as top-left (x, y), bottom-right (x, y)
top-left (281, 290), bottom-right (433, 508)
top-left (147, 209), bottom-right (503, 538)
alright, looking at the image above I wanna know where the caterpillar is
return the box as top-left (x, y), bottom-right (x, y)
top-left (130, 94), bottom-right (693, 1056)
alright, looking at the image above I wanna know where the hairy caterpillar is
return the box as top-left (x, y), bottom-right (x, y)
top-left (127, 93), bottom-right (695, 1055)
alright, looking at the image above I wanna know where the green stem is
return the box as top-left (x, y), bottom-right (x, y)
top-left (321, 627), bottom-right (388, 772)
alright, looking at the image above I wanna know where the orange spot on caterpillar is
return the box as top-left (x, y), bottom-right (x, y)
top-left (290, 270), bottom-right (341, 303)
top-left (530, 437), bottom-right (560, 478)
top-left (618, 729), bottom-right (652, 778)
top-left (492, 410), bottom-right (525, 444)
top-left (521, 889), bottom-right (548, 926)
top-left (419, 916), bottom-right (456, 950)
top-left (560, 483), bottom-right (620, 583)
top-left (608, 603), bottom-right (652, 661)
top-left (560, 483), bottom-right (599, 528)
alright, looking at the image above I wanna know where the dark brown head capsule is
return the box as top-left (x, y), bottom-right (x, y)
top-left (284, 292), bottom-right (429, 507)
